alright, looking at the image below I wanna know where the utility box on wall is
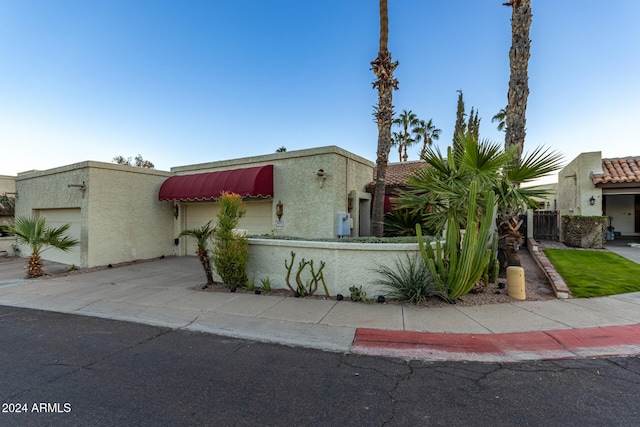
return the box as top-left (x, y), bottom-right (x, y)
top-left (336, 212), bottom-right (351, 237)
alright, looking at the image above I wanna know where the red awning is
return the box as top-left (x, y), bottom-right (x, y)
top-left (159, 165), bottom-right (273, 201)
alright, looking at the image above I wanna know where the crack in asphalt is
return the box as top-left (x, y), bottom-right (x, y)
top-left (340, 355), bottom-right (413, 426)
top-left (3, 327), bottom-right (173, 401)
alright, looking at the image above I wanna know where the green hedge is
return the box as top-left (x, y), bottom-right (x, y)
top-left (561, 215), bottom-right (606, 249)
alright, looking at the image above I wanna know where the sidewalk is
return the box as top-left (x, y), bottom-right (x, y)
top-left (1, 255), bottom-right (639, 362)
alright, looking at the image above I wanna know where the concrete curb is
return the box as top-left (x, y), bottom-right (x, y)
top-left (352, 324), bottom-right (640, 362)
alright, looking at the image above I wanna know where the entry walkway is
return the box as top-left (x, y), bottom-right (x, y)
top-left (0, 255), bottom-right (639, 362)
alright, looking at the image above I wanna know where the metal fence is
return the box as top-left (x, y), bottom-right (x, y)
top-left (533, 210), bottom-right (559, 240)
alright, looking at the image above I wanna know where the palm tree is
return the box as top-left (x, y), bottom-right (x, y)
top-left (178, 221), bottom-right (215, 287)
top-left (413, 119), bottom-right (441, 159)
top-left (504, 0), bottom-right (532, 161)
top-left (371, 0), bottom-right (399, 237)
top-left (8, 216), bottom-right (79, 278)
top-left (492, 107), bottom-right (508, 132)
top-left (391, 131), bottom-right (404, 162)
top-left (393, 110), bottom-right (419, 162)
top-left (394, 135), bottom-right (563, 271)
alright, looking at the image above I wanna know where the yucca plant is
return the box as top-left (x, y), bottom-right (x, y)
top-left (178, 220), bottom-right (215, 287)
top-left (375, 254), bottom-right (442, 303)
top-left (8, 216), bottom-right (79, 278)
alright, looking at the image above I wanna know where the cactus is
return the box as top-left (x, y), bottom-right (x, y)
top-left (417, 180), bottom-right (494, 302)
top-left (284, 251), bottom-right (327, 297)
top-left (488, 232), bottom-right (500, 283)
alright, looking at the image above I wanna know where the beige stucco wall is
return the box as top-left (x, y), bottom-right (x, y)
top-left (245, 238), bottom-right (422, 297)
top-left (171, 146), bottom-right (374, 247)
top-left (0, 175), bottom-right (15, 195)
top-left (15, 162), bottom-right (174, 267)
top-left (557, 152), bottom-right (603, 217)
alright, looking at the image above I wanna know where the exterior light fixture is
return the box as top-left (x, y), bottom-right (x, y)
top-left (276, 200), bottom-right (284, 221)
top-left (173, 204), bottom-right (179, 219)
top-left (589, 196), bottom-right (596, 206)
top-left (68, 181), bottom-right (86, 197)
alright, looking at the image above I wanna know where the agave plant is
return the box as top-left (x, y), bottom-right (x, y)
top-left (8, 216), bottom-right (79, 278)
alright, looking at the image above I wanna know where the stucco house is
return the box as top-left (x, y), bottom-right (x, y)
top-left (557, 152), bottom-right (640, 239)
top-left (0, 174), bottom-right (16, 227)
top-left (13, 146), bottom-right (374, 268)
top-left (366, 161), bottom-right (426, 212)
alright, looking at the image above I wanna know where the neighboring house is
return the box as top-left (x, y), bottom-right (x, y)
top-left (558, 152), bottom-right (640, 238)
top-left (0, 175), bottom-right (15, 227)
top-left (366, 161), bottom-right (426, 212)
top-left (13, 146), bottom-right (374, 267)
top-left (14, 162), bottom-right (174, 267)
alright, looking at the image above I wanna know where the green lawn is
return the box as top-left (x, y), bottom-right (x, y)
top-left (543, 249), bottom-right (640, 298)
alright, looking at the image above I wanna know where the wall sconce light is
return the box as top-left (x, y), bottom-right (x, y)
top-left (68, 181), bottom-right (86, 197)
top-left (589, 196), bottom-right (596, 206)
top-left (316, 169), bottom-right (327, 188)
top-left (276, 200), bottom-right (284, 221)
top-left (173, 204), bottom-right (179, 219)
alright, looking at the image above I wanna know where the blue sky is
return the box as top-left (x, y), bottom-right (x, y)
top-left (1, 1), bottom-right (639, 177)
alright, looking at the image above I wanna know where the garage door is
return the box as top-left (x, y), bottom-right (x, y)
top-left (183, 201), bottom-right (272, 256)
top-left (37, 208), bottom-right (82, 267)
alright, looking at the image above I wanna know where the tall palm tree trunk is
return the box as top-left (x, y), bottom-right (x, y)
top-left (371, 0), bottom-right (398, 237)
top-left (499, 0), bottom-right (532, 271)
top-left (197, 248), bottom-right (214, 285)
top-left (504, 0), bottom-right (532, 161)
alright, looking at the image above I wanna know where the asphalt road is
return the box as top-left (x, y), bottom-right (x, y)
top-left (1, 305), bottom-right (639, 426)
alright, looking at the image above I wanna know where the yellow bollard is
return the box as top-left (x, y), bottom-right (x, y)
top-left (506, 266), bottom-right (526, 300)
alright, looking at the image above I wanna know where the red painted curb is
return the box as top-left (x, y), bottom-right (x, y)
top-left (353, 324), bottom-right (640, 360)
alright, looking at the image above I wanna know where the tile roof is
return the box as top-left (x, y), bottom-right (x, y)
top-left (592, 156), bottom-right (640, 185)
top-left (368, 161), bottom-right (426, 191)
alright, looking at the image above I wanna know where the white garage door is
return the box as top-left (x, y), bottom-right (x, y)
top-left (183, 201), bottom-right (272, 256)
top-left (38, 208), bottom-right (82, 267)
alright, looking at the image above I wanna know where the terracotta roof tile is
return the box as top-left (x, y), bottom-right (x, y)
top-left (367, 161), bottom-right (426, 191)
top-left (592, 156), bottom-right (640, 185)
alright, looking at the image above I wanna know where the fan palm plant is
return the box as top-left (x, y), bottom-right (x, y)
top-left (178, 220), bottom-right (215, 287)
top-left (393, 109), bottom-right (419, 162)
top-left (414, 118), bottom-right (441, 159)
top-left (492, 107), bottom-right (508, 132)
top-left (8, 216), bottom-right (79, 278)
top-left (395, 134), bottom-right (563, 271)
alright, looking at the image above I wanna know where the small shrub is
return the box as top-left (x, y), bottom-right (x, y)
top-left (212, 192), bottom-right (248, 288)
top-left (349, 285), bottom-right (366, 302)
top-left (375, 254), bottom-right (441, 304)
top-left (260, 277), bottom-right (272, 292)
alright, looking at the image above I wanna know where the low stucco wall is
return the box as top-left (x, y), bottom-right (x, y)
top-left (239, 238), bottom-right (422, 297)
top-left (0, 236), bottom-right (16, 255)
